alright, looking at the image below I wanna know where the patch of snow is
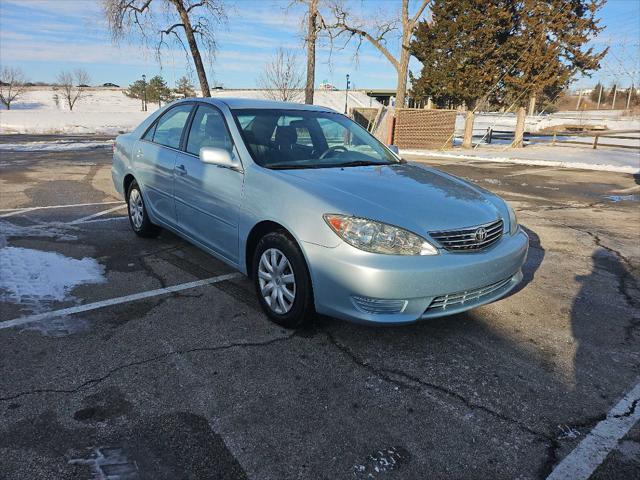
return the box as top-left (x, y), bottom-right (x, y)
top-left (604, 194), bottom-right (639, 202)
top-left (0, 140), bottom-right (113, 151)
top-left (0, 246), bottom-right (105, 306)
top-left (0, 219), bottom-right (77, 246)
top-left (483, 178), bottom-right (502, 185)
top-left (352, 446), bottom-right (409, 478)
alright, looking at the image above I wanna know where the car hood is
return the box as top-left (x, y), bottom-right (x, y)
top-left (279, 163), bottom-right (505, 234)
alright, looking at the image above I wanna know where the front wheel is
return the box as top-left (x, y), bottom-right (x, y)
top-left (127, 181), bottom-right (161, 238)
top-left (253, 231), bottom-right (314, 328)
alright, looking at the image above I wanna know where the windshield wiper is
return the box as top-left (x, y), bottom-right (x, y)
top-left (333, 160), bottom-right (387, 168)
top-left (267, 164), bottom-right (326, 170)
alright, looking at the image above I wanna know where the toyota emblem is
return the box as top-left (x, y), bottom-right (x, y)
top-left (474, 227), bottom-right (487, 242)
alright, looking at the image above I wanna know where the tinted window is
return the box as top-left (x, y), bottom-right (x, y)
top-left (186, 104), bottom-right (234, 155)
top-left (149, 104), bottom-right (192, 149)
top-left (232, 109), bottom-right (397, 169)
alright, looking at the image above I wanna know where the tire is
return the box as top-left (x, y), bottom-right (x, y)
top-left (252, 231), bottom-right (315, 328)
top-left (126, 180), bottom-right (161, 238)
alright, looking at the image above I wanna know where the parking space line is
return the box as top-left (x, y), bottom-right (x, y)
top-left (0, 272), bottom-right (242, 331)
top-left (0, 201), bottom-right (123, 218)
top-left (68, 204), bottom-right (127, 224)
top-left (546, 378), bottom-right (640, 480)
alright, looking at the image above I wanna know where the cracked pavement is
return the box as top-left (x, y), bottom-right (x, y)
top-left (0, 135), bottom-right (639, 479)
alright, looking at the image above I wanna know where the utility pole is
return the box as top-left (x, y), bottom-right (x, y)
top-left (344, 74), bottom-right (350, 115)
top-left (597, 83), bottom-right (603, 109)
top-left (626, 83), bottom-right (634, 110)
top-left (611, 86), bottom-right (617, 110)
top-left (142, 74), bottom-right (147, 112)
top-left (576, 89), bottom-right (583, 110)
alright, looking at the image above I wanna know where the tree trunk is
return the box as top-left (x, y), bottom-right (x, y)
top-left (304, 0), bottom-right (318, 105)
top-left (171, 0), bottom-right (211, 97)
top-left (528, 93), bottom-right (536, 116)
top-left (462, 110), bottom-right (475, 149)
top-left (395, 34), bottom-right (411, 108)
top-left (513, 106), bottom-right (526, 148)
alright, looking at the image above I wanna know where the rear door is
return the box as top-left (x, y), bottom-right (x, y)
top-left (174, 103), bottom-right (243, 264)
top-left (134, 103), bottom-right (194, 226)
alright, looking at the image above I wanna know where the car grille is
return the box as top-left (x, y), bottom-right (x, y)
top-left (429, 219), bottom-right (503, 252)
top-left (425, 276), bottom-right (513, 312)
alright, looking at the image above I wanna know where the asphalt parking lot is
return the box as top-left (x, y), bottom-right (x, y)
top-left (1, 135), bottom-right (639, 480)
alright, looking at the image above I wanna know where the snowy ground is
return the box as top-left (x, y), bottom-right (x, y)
top-left (0, 87), bottom-right (379, 134)
top-left (402, 144), bottom-right (640, 174)
top-left (456, 110), bottom-right (640, 135)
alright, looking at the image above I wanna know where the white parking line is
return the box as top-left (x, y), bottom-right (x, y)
top-left (0, 272), bottom-right (242, 331)
top-left (0, 201), bottom-right (123, 218)
top-left (546, 378), bottom-right (640, 480)
top-left (68, 204), bottom-right (127, 224)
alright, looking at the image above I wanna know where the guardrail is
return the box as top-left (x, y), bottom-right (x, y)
top-left (482, 128), bottom-right (640, 150)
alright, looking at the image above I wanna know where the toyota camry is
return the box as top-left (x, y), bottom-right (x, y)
top-left (112, 98), bottom-right (528, 328)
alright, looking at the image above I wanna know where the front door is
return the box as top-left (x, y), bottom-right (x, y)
top-left (174, 104), bottom-right (243, 264)
top-left (134, 103), bottom-right (194, 226)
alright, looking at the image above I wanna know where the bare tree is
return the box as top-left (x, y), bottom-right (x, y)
top-left (292, 0), bottom-right (325, 104)
top-left (258, 48), bottom-right (305, 102)
top-left (326, 0), bottom-right (430, 108)
top-left (56, 69), bottom-right (91, 111)
top-left (0, 67), bottom-right (27, 110)
top-left (103, 0), bottom-right (226, 98)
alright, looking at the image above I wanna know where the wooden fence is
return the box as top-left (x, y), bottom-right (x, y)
top-left (351, 107), bottom-right (457, 149)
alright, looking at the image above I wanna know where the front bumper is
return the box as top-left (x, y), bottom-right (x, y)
top-left (303, 228), bottom-right (529, 324)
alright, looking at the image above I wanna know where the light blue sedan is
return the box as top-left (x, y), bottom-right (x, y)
top-left (112, 98), bottom-right (528, 328)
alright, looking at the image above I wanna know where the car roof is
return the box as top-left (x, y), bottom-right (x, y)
top-left (177, 97), bottom-right (337, 113)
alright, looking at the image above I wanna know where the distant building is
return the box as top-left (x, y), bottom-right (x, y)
top-left (319, 81), bottom-right (337, 91)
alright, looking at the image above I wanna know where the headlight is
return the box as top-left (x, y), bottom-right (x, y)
top-left (507, 203), bottom-right (518, 235)
top-left (323, 214), bottom-right (438, 255)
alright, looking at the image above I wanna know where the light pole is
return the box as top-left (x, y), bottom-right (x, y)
top-left (344, 74), bottom-right (350, 114)
top-left (142, 74), bottom-right (147, 112)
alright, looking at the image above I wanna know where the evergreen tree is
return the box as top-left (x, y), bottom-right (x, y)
top-left (410, 0), bottom-right (607, 111)
top-left (147, 75), bottom-right (172, 107)
top-left (124, 79), bottom-right (147, 111)
top-left (410, 0), bottom-right (517, 109)
top-left (175, 76), bottom-right (195, 98)
top-left (590, 82), bottom-right (603, 102)
top-left (502, 0), bottom-right (607, 108)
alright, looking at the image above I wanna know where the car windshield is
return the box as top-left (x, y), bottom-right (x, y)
top-left (231, 108), bottom-right (399, 169)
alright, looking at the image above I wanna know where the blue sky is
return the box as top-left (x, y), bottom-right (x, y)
top-left (0, 0), bottom-right (637, 90)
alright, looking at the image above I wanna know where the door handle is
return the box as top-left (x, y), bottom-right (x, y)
top-left (175, 164), bottom-right (187, 175)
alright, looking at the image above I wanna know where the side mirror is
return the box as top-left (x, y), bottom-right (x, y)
top-left (388, 145), bottom-right (400, 155)
top-left (199, 147), bottom-right (241, 170)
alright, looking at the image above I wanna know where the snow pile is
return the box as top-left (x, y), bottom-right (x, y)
top-left (0, 139), bottom-right (114, 151)
top-left (0, 246), bottom-right (105, 304)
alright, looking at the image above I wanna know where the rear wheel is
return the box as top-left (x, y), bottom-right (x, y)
top-left (127, 181), bottom-right (161, 238)
top-left (253, 231), bottom-right (314, 328)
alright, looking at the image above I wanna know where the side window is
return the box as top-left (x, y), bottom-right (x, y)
top-left (186, 104), bottom-right (234, 155)
top-left (142, 122), bottom-right (156, 141)
top-left (149, 104), bottom-right (193, 149)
